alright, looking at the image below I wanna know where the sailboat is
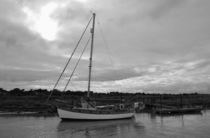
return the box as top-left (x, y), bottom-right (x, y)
top-left (52, 13), bottom-right (140, 120)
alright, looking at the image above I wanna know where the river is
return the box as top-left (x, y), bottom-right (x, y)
top-left (0, 110), bottom-right (210, 138)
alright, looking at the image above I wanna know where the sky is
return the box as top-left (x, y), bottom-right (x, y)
top-left (0, 0), bottom-right (210, 93)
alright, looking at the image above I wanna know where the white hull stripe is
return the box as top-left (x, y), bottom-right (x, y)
top-left (57, 108), bottom-right (134, 120)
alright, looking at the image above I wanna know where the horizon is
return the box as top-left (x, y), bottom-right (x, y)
top-left (0, 0), bottom-right (210, 94)
top-left (0, 87), bottom-right (205, 95)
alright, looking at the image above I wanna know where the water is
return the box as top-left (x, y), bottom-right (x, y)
top-left (1, 111), bottom-right (210, 138)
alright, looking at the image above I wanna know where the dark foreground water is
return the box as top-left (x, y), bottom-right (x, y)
top-left (1, 111), bottom-right (210, 138)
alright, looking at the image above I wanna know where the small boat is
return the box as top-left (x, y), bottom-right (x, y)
top-left (153, 95), bottom-right (203, 115)
top-left (154, 106), bottom-right (202, 115)
top-left (48, 13), bottom-right (141, 120)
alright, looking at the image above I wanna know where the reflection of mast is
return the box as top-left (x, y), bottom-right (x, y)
top-left (85, 128), bottom-right (91, 138)
top-left (87, 13), bottom-right (96, 97)
top-left (181, 115), bottom-right (185, 127)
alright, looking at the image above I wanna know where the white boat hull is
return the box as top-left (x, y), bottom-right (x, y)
top-left (57, 108), bottom-right (135, 120)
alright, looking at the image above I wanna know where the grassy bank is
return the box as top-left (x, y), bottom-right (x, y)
top-left (0, 88), bottom-right (210, 116)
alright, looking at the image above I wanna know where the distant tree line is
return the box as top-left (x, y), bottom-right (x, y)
top-left (0, 87), bottom-right (204, 97)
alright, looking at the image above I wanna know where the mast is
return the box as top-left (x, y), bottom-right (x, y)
top-left (87, 13), bottom-right (96, 97)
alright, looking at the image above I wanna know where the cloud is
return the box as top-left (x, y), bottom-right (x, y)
top-left (0, 0), bottom-right (210, 93)
top-left (148, 0), bottom-right (185, 19)
top-left (76, 67), bottom-right (144, 81)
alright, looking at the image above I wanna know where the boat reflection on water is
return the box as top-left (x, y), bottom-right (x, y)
top-left (57, 118), bottom-right (145, 138)
top-left (0, 112), bottom-right (210, 138)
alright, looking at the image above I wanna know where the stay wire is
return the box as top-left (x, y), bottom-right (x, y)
top-left (96, 19), bottom-right (120, 91)
top-left (96, 20), bottom-right (115, 66)
top-left (63, 36), bottom-right (91, 92)
top-left (46, 16), bottom-right (93, 103)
